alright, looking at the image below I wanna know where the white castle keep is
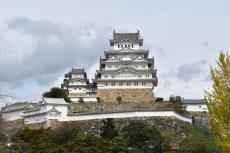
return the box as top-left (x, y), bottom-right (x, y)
top-left (62, 31), bottom-right (158, 103)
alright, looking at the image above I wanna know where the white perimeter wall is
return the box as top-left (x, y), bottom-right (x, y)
top-left (59, 111), bottom-right (192, 123)
top-left (185, 104), bottom-right (208, 112)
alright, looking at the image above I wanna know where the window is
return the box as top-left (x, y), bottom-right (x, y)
top-left (146, 74), bottom-right (149, 78)
top-left (125, 44), bottom-right (127, 47)
top-left (105, 82), bottom-right (108, 86)
top-left (134, 82), bottom-right (138, 86)
top-left (127, 82), bottom-right (131, 86)
top-left (119, 82), bottom-right (123, 86)
top-left (79, 88), bottom-right (81, 90)
top-left (142, 65), bottom-right (145, 68)
top-left (138, 74), bottom-right (142, 78)
top-left (132, 44), bottom-right (134, 48)
top-left (121, 45), bottom-right (123, 48)
top-left (128, 44), bottom-right (130, 48)
top-left (118, 44), bottom-right (120, 48)
top-left (142, 82), bottom-right (146, 86)
top-left (112, 83), bottom-right (115, 86)
top-left (104, 75), bottom-right (108, 78)
top-left (108, 65), bottom-right (112, 68)
top-left (111, 75), bottom-right (115, 78)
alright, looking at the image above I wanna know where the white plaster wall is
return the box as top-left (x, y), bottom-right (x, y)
top-left (185, 104), bottom-right (208, 112)
top-left (71, 74), bottom-right (84, 79)
top-left (70, 97), bottom-right (97, 102)
top-left (113, 43), bottom-right (139, 50)
top-left (102, 73), bottom-right (152, 79)
top-left (60, 111), bottom-right (192, 123)
top-left (97, 82), bottom-right (153, 89)
top-left (2, 110), bottom-right (24, 121)
top-left (69, 87), bottom-right (88, 93)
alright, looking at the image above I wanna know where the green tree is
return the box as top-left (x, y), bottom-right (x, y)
top-left (96, 97), bottom-right (101, 103)
top-left (205, 52), bottom-right (230, 152)
top-left (117, 96), bottom-right (122, 104)
top-left (169, 96), bottom-right (186, 114)
top-left (100, 118), bottom-right (118, 139)
top-left (43, 87), bottom-right (70, 103)
top-left (179, 135), bottom-right (209, 153)
top-left (122, 121), bottom-right (165, 153)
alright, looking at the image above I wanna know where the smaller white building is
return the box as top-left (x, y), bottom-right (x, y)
top-left (182, 99), bottom-right (208, 112)
top-left (22, 98), bottom-right (69, 124)
top-left (1, 102), bottom-right (36, 121)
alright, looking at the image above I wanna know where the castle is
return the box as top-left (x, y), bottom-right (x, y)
top-left (62, 31), bottom-right (158, 103)
top-left (0, 31), bottom-right (207, 126)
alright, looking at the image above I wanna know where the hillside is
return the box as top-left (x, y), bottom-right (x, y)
top-left (0, 117), bottom-right (219, 153)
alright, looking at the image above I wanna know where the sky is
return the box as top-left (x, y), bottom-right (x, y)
top-left (0, 0), bottom-right (229, 104)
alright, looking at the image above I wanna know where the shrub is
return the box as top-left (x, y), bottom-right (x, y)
top-left (179, 135), bottom-right (209, 153)
top-left (122, 121), bottom-right (165, 153)
top-left (78, 97), bottom-right (84, 103)
top-left (117, 96), bottom-right (122, 104)
top-left (43, 87), bottom-right (71, 103)
top-left (100, 118), bottom-right (118, 139)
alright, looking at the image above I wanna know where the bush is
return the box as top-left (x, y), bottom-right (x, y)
top-left (179, 135), bottom-right (209, 153)
top-left (117, 96), bottom-right (122, 103)
top-left (100, 118), bottom-right (118, 139)
top-left (43, 87), bottom-right (71, 103)
top-left (96, 97), bottom-right (101, 103)
top-left (78, 97), bottom-right (84, 103)
top-left (169, 96), bottom-right (186, 114)
top-left (122, 121), bottom-right (165, 153)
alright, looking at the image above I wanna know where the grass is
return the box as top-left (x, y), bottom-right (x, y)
top-left (181, 122), bottom-right (220, 152)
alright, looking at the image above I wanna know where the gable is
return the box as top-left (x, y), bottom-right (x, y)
top-left (107, 56), bottom-right (121, 62)
top-left (132, 56), bottom-right (148, 62)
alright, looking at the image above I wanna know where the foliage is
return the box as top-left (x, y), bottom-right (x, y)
top-left (100, 118), bottom-right (118, 139)
top-left (181, 122), bottom-right (219, 152)
top-left (179, 135), bottom-right (209, 153)
top-left (169, 96), bottom-right (186, 114)
top-left (43, 87), bottom-right (71, 103)
top-left (78, 97), bottom-right (84, 103)
top-left (205, 52), bottom-right (230, 152)
top-left (117, 96), bottom-right (122, 104)
top-left (49, 122), bottom-right (81, 144)
top-left (96, 97), bottom-right (101, 103)
top-left (112, 136), bottom-right (127, 153)
top-left (122, 121), bottom-right (165, 153)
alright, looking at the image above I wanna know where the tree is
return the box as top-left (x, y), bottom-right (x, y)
top-left (169, 96), bottom-right (186, 114)
top-left (122, 121), bottom-right (165, 153)
top-left (205, 52), bottom-right (230, 152)
top-left (96, 97), bottom-right (101, 103)
top-left (179, 135), bottom-right (209, 153)
top-left (117, 96), bottom-right (122, 104)
top-left (43, 87), bottom-right (71, 103)
top-left (78, 97), bottom-right (84, 103)
top-left (100, 118), bottom-right (118, 139)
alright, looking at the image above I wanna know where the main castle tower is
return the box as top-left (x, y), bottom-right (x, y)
top-left (95, 31), bottom-right (158, 103)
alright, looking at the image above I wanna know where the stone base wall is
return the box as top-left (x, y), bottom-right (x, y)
top-left (69, 93), bottom-right (86, 96)
top-left (97, 88), bottom-right (155, 103)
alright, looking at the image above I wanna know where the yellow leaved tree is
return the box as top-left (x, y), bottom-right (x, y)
top-left (205, 51), bottom-right (230, 152)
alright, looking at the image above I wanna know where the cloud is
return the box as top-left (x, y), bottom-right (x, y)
top-left (0, 17), bottom-right (112, 89)
top-left (176, 60), bottom-right (207, 82)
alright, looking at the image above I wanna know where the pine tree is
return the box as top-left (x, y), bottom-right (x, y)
top-left (205, 51), bottom-right (230, 152)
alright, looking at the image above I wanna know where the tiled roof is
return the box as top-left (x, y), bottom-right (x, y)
top-left (182, 99), bottom-right (206, 104)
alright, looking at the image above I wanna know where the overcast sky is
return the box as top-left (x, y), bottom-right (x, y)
top-left (0, 0), bottom-right (229, 103)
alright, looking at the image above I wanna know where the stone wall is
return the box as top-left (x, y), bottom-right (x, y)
top-left (97, 88), bottom-right (155, 103)
top-left (69, 93), bottom-right (86, 96)
top-left (70, 102), bottom-right (171, 113)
